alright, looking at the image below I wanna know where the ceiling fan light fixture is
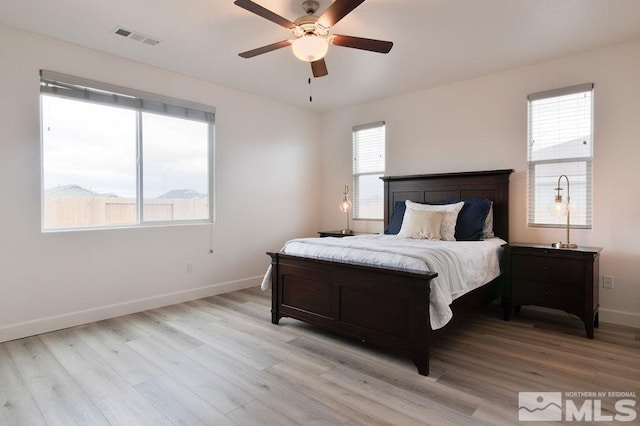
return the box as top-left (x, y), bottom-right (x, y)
top-left (291, 34), bottom-right (329, 62)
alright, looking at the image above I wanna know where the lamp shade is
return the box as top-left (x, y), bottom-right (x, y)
top-left (339, 198), bottom-right (352, 213)
top-left (291, 34), bottom-right (329, 62)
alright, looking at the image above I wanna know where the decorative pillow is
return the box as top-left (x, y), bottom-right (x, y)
top-left (438, 198), bottom-right (492, 241)
top-left (384, 201), bottom-right (406, 234)
top-left (405, 200), bottom-right (464, 241)
top-left (398, 209), bottom-right (444, 240)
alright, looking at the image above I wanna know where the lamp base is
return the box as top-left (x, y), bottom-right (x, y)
top-left (552, 242), bottom-right (578, 249)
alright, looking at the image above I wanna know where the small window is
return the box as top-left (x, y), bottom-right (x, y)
top-left (527, 83), bottom-right (593, 228)
top-left (352, 121), bottom-right (385, 220)
top-left (40, 71), bottom-right (214, 231)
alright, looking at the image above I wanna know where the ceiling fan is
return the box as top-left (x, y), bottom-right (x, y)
top-left (234, 0), bottom-right (393, 78)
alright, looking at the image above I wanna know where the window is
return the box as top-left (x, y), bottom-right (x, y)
top-left (352, 121), bottom-right (385, 220)
top-left (527, 83), bottom-right (593, 228)
top-left (40, 70), bottom-right (214, 231)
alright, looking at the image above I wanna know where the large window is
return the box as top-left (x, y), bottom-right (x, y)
top-left (527, 83), bottom-right (593, 228)
top-left (40, 70), bottom-right (214, 231)
top-left (352, 121), bottom-right (385, 220)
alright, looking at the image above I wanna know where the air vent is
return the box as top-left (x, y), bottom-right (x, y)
top-left (112, 26), bottom-right (161, 47)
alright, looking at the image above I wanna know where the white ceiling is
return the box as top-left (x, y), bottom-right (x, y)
top-left (2, 0), bottom-right (640, 111)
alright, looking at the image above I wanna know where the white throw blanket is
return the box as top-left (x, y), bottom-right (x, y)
top-left (262, 235), bottom-right (505, 329)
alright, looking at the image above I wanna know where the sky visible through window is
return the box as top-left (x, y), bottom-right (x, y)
top-left (42, 95), bottom-right (209, 199)
top-left (142, 111), bottom-right (209, 199)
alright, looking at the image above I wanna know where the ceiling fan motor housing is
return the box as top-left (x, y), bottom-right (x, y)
top-left (293, 15), bottom-right (329, 38)
top-left (302, 0), bottom-right (320, 15)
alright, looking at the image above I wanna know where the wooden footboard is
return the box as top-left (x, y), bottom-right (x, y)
top-left (268, 252), bottom-right (438, 375)
top-left (268, 251), bottom-right (506, 375)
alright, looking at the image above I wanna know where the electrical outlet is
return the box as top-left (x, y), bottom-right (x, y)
top-left (603, 276), bottom-right (613, 289)
top-left (186, 262), bottom-right (193, 273)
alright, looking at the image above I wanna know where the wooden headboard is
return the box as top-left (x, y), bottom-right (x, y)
top-left (381, 169), bottom-right (513, 242)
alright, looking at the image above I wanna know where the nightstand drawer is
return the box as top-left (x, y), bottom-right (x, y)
top-left (512, 255), bottom-right (584, 286)
top-left (512, 279), bottom-right (583, 312)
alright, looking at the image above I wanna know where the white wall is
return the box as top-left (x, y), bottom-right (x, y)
top-left (321, 39), bottom-right (640, 327)
top-left (0, 24), bottom-right (321, 342)
top-left (2, 22), bottom-right (638, 341)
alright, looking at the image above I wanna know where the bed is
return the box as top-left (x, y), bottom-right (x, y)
top-left (267, 169), bottom-right (513, 375)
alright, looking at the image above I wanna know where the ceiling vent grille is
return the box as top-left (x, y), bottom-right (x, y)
top-left (112, 26), bottom-right (161, 47)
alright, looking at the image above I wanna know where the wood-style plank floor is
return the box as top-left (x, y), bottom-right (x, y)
top-left (1, 287), bottom-right (638, 425)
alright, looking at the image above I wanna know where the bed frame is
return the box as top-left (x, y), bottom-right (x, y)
top-left (268, 169), bottom-right (513, 375)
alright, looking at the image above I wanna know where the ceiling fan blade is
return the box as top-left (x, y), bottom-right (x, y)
top-left (318, 0), bottom-right (365, 27)
top-left (234, 0), bottom-right (296, 29)
top-left (239, 40), bottom-right (291, 58)
top-left (331, 34), bottom-right (393, 53)
top-left (311, 59), bottom-right (328, 77)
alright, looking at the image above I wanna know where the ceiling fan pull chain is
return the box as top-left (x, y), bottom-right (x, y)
top-left (308, 77), bottom-right (313, 102)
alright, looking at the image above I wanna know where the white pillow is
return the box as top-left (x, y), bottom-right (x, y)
top-left (405, 200), bottom-right (464, 241)
top-left (483, 203), bottom-right (494, 239)
top-left (398, 209), bottom-right (444, 240)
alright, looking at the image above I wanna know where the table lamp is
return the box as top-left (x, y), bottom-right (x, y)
top-left (552, 175), bottom-right (577, 248)
top-left (338, 184), bottom-right (352, 234)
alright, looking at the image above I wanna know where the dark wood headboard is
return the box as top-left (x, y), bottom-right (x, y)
top-left (381, 169), bottom-right (513, 242)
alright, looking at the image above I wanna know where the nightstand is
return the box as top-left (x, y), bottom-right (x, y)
top-left (503, 243), bottom-right (602, 338)
top-left (318, 230), bottom-right (373, 238)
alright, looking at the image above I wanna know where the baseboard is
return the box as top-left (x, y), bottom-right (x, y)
top-left (514, 305), bottom-right (640, 329)
top-left (0, 276), bottom-right (262, 343)
top-left (599, 308), bottom-right (640, 329)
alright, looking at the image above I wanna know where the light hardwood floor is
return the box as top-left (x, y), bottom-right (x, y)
top-left (1, 287), bottom-right (638, 425)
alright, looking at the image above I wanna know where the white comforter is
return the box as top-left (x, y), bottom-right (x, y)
top-left (261, 234), bottom-right (506, 329)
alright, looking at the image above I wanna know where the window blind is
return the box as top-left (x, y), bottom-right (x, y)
top-left (352, 121), bottom-right (385, 220)
top-left (527, 83), bottom-right (593, 228)
top-left (40, 70), bottom-right (215, 123)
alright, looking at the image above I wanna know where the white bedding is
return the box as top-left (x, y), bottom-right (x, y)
top-left (261, 234), bottom-right (506, 329)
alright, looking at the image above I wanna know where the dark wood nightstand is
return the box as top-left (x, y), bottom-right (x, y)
top-left (503, 243), bottom-right (602, 338)
top-left (318, 230), bottom-right (374, 238)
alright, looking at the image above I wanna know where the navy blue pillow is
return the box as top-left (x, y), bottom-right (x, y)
top-left (384, 201), bottom-right (406, 234)
top-left (439, 198), bottom-right (492, 241)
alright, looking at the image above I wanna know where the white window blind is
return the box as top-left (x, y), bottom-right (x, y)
top-left (527, 83), bottom-right (593, 228)
top-left (352, 121), bottom-right (385, 220)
